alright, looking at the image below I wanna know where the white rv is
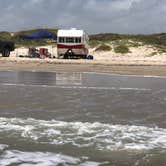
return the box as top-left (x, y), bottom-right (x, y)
top-left (57, 28), bottom-right (89, 59)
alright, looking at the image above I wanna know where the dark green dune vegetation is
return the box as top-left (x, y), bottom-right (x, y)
top-left (90, 33), bottom-right (166, 53)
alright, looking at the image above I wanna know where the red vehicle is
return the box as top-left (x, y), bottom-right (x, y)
top-left (39, 48), bottom-right (51, 58)
top-left (28, 48), bottom-right (51, 58)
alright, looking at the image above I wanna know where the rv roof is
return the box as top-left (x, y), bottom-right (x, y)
top-left (58, 29), bottom-right (84, 37)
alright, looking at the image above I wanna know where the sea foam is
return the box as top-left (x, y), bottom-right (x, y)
top-left (0, 150), bottom-right (101, 166)
top-left (0, 117), bottom-right (166, 152)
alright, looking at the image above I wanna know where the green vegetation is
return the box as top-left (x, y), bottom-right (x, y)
top-left (90, 33), bottom-right (166, 52)
top-left (114, 45), bottom-right (130, 54)
top-left (90, 33), bottom-right (166, 46)
top-left (0, 32), bottom-right (11, 40)
top-left (146, 52), bottom-right (158, 57)
top-left (95, 44), bottom-right (111, 51)
top-left (111, 39), bottom-right (143, 48)
top-left (89, 40), bottom-right (101, 48)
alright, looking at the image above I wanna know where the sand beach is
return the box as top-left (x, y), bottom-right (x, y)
top-left (1, 45), bottom-right (166, 76)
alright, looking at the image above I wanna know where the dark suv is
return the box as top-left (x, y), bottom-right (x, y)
top-left (0, 40), bottom-right (15, 57)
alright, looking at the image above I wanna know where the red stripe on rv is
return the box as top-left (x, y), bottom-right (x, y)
top-left (57, 44), bottom-right (84, 49)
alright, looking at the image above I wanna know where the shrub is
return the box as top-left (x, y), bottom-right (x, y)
top-left (89, 40), bottom-right (100, 48)
top-left (95, 44), bottom-right (111, 51)
top-left (146, 52), bottom-right (158, 57)
top-left (114, 45), bottom-right (130, 54)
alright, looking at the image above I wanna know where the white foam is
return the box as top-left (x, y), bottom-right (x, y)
top-left (85, 72), bottom-right (166, 79)
top-left (0, 150), bottom-right (103, 166)
top-left (1, 83), bottom-right (151, 91)
top-left (0, 118), bottom-right (166, 152)
top-left (0, 150), bottom-right (98, 166)
top-left (79, 161), bottom-right (101, 166)
top-left (0, 144), bottom-right (8, 151)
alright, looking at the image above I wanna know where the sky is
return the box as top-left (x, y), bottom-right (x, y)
top-left (0, 0), bottom-right (166, 34)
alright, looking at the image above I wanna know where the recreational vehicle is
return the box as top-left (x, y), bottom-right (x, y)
top-left (57, 28), bottom-right (89, 59)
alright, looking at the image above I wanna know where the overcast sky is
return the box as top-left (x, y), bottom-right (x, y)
top-left (0, 0), bottom-right (166, 34)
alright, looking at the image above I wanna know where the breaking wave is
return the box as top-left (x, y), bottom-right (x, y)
top-left (0, 117), bottom-right (166, 152)
top-left (2, 83), bottom-right (151, 91)
top-left (0, 147), bottom-right (100, 166)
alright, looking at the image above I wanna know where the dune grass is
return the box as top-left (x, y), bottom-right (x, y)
top-left (95, 44), bottom-right (112, 52)
top-left (90, 33), bottom-right (166, 52)
top-left (114, 45), bottom-right (130, 54)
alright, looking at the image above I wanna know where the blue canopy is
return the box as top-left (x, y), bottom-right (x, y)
top-left (19, 30), bottom-right (57, 40)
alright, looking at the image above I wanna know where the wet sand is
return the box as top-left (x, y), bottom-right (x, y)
top-left (1, 58), bottom-right (166, 76)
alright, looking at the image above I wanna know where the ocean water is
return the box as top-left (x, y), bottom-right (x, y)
top-left (0, 71), bottom-right (166, 165)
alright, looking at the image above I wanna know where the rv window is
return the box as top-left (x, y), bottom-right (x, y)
top-left (75, 37), bottom-right (81, 43)
top-left (66, 38), bottom-right (74, 43)
top-left (59, 37), bottom-right (65, 43)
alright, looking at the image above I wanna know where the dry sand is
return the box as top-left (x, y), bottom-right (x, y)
top-left (1, 45), bottom-right (166, 76)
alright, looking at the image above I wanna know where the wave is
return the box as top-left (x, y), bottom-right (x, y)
top-left (0, 117), bottom-right (166, 152)
top-left (1, 83), bottom-right (151, 91)
top-left (0, 148), bottom-right (101, 166)
top-left (86, 72), bottom-right (166, 79)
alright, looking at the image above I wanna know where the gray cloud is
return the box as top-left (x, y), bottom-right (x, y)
top-left (0, 0), bottom-right (166, 34)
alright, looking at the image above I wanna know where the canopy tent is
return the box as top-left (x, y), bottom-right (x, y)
top-left (19, 30), bottom-right (57, 40)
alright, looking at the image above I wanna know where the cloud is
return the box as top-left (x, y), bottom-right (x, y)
top-left (0, 0), bottom-right (166, 34)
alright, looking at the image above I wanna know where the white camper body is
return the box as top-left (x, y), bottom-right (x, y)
top-left (57, 28), bottom-right (89, 59)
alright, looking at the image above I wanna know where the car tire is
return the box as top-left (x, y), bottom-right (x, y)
top-left (2, 48), bottom-right (10, 57)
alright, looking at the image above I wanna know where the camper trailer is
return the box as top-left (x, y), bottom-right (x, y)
top-left (57, 28), bottom-right (89, 59)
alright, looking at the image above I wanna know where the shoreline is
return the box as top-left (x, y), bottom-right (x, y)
top-left (1, 58), bottom-right (166, 76)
